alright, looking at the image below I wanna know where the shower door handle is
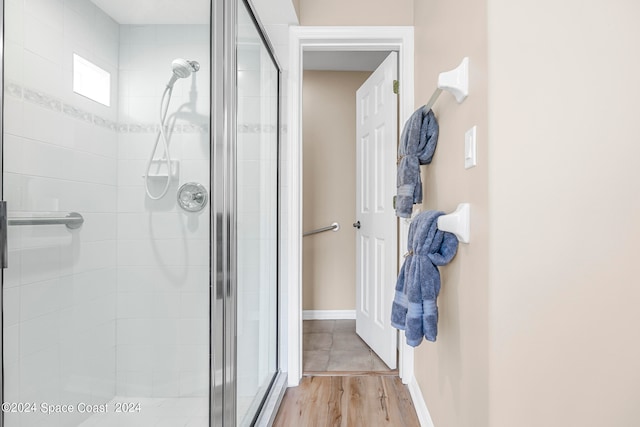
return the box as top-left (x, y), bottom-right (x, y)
top-left (1, 201), bottom-right (8, 268)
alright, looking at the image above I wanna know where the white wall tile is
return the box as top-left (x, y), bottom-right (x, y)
top-left (24, 14), bottom-right (64, 67)
top-left (93, 10), bottom-right (119, 63)
top-left (117, 292), bottom-right (154, 319)
top-left (117, 239), bottom-right (208, 267)
top-left (152, 293), bottom-right (182, 319)
top-left (180, 133), bottom-right (209, 160)
top-left (4, 96), bottom-right (25, 137)
top-left (118, 159), bottom-right (147, 186)
top-left (180, 292), bottom-right (209, 319)
top-left (67, 240), bottom-right (117, 274)
top-left (69, 268), bottom-right (117, 305)
top-left (117, 344), bottom-right (153, 372)
top-left (20, 312), bottom-right (60, 357)
top-left (20, 245), bottom-right (61, 285)
top-left (79, 213), bottom-right (117, 243)
top-left (178, 319), bottom-right (208, 346)
top-left (152, 371), bottom-right (181, 398)
top-left (20, 345), bottom-right (61, 400)
top-left (117, 266), bottom-right (208, 293)
top-left (63, 6), bottom-right (94, 52)
top-left (118, 132), bottom-right (158, 160)
top-left (179, 371), bottom-right (208, 397)
top-left (177, 345), bottom-right (208, 372)
top-left (4, 41), bottom-right (25, 84)
top-left (63, 118), bottom-right (113, 157)
top-left (21, 102), bottom-right (66, 146)
top-left (3, 250), bottom-right (22, 289)
top-left (6, 0), bottom-right (122, 412)
top-left (25, 0), bottom-right (64, 31)
top-left (118, 213), bottom-right (185, 240)
top-left (116, 370), bottom-right (153, 397)
top-left (3, 287), bottom-right (21, 327)
top-left (117, 319), bottom-right (153, 346)
top-left (5, 0), bottom-right (25, 45)
top-left (113, 23), bottom-right (212, 399)
top-left (180, 159), bottom-right (210, 185)
top-left (20, 278), bottom-right (64, 321)
top-left (121, 25), bottom-right (158, 45)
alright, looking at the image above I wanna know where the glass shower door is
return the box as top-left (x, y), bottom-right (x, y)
top-left (0, 1), bottom-right (213, 426)
top-left (236, 1), bottom-right (280, 425)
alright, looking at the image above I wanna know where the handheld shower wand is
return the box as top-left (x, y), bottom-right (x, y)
top-left (166, 59), bottom-right (200, 88)
top-left (145, 58), bottom-right (200, 200)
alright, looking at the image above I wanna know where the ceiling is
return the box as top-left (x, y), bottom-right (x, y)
top-left (303, 51), bottom-right (392, 72)
top-left (90, 0), bottom-right (210, 24)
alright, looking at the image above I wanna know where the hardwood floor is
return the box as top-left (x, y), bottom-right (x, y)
top-left (273, 375), bottom-right (420, 427)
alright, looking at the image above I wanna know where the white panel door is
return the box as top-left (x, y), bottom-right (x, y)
top-left (355, 52), bottom-right (398, 369)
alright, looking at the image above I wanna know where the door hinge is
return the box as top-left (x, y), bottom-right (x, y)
top-left (393, 80), bottom-right (399, 94)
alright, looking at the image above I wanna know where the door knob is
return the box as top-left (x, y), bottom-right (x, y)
top-left (353, 221), bottom-right (361, 229)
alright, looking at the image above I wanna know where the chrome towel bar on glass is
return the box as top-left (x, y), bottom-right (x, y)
top-left (303, 222), bottom-right (340, 237)
top-left (8, 212), bottom-right (85, 230)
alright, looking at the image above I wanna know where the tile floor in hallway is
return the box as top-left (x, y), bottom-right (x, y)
top-left (303, 320), bottom-right (395, 372)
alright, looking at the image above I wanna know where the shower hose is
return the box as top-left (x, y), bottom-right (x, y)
top-left (144, 85), bottom-right (175, 200)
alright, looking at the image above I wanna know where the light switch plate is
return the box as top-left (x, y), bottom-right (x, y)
top-left (465, 126), bottom-right (477, 169)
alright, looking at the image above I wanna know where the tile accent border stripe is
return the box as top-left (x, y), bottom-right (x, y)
top-left (4, 81), bottom-right (209, 134)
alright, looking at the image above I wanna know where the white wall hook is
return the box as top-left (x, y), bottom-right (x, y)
top-left (437, 57), bottom-right (469, 103)
top-left (437, 203), bottom-right (470, 243)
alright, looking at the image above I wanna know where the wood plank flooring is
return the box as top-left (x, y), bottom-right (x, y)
top-left (273, 375), bottom-right (420, 427)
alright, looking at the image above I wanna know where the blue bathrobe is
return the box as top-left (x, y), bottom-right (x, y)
top-left (391, 210), bottom-right (458, 346)
top-left (396, 108), bottom-right (439, 218)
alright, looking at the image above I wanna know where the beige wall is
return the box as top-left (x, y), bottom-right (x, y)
top-left (302, 71), bottom-right (371, 311)
top-left (488, 0), bottom-right (640, 426)
top-left (294, 1), bottom-right (640, 424)
top-left (297, 0), bottom-right (413, 26)
top-left (291, 0), bottom-right (300, 20)
top-left (412, 1), bottom-right (490, 426)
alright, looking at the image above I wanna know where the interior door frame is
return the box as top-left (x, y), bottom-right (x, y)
top-left (286, 26), bottom-right (415, 387)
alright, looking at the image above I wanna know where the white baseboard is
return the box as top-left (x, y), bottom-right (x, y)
top-left (408, 377), bottom-right (435, 427)
top-left (302, 310), bottom-right (356, 320)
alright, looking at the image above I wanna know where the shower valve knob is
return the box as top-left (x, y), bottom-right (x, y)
top-left (177, 182), bottom-right (208, 212)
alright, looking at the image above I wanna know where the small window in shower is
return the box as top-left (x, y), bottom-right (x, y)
top-left (72, 53), bottom-right (111, 106)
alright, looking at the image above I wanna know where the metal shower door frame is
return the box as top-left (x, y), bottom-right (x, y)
top-left (212, 0), bottom-right (283, 425)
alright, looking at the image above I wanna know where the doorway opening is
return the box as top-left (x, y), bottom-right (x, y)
top-left (286, 26), bottom-right (415, 386)
top-left (301, 51), bottom-right (397, 374)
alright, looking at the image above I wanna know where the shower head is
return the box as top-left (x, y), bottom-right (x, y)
top-left (166, 58), bottom-right (200, 88)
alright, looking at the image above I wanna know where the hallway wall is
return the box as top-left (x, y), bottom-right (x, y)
top-left (487, 1), bottom-right (640, 426)
top-left (302, 71), bottom-right (371, 312)
top-left (412, 1), bottom-right (490, 426)
top-left (413, 0), bottom-right (640, 426)
top-left (297, 0), bottom-right (413, 26)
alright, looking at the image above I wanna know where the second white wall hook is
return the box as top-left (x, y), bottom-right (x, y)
top-left (437, 57), bottom-right (469, 103)
top-left (437, 203), bottom-right (470, 243)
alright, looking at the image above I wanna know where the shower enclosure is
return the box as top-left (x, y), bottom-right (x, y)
top-left (0, 0), bottom-right (281, 426)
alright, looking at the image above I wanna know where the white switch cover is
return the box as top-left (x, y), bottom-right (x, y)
top-left (465, 126), bottom-right (477, 169)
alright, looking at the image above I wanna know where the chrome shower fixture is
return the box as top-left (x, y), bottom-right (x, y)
top-left (166, 58), bottom-right (200, 88)
top-left (144, 57), bottom-right (200, 200)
